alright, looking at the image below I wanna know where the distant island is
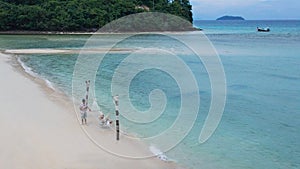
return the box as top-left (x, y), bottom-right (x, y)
top-left (217, 16), bottom-right (245, 21)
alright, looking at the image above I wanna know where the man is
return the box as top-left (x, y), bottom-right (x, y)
top-left (79, 99), bottom-right (91, 125)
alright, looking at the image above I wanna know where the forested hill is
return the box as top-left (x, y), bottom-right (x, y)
top-left (0, 0), bottom-right (193, 32)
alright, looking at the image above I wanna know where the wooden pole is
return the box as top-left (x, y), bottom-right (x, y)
top-left (85, 80), bottom-right (90, 106)
top-left (113, 95), bottom-right (120, 141)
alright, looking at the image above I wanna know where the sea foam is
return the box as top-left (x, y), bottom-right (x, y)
top-left (17, 57), bottom-right (56, 91)
top-left (149, 145), bottom-right (170, 162)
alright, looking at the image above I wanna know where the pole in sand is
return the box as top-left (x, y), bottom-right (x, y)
top-left (85, 80), bottom-right (90, 106)
top-left (113, 95), bottom-right (120, 141)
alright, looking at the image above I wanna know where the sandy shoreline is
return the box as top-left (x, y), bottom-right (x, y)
top-left (4, 48), bottom-right (135, 55)
top-left (0, 52), bottom-right (183, 169)
top-left (0, 30), bottom-right (201, 35)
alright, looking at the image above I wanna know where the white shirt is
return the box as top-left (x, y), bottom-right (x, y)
top-left (79, 103), bottom-right (88, 113)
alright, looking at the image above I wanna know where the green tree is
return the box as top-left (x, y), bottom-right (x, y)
top-left (0, 0), bottom-right (194, 31)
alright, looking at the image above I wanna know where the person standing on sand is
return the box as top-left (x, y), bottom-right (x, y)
top-left (79, 99), bottom-right (91, 125)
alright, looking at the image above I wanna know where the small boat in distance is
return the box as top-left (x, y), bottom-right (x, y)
top-left (257, 27), bottom-right (270, 32)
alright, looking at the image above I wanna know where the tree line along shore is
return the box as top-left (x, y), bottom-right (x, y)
top-left (0, 0), bottom-right (193, 32)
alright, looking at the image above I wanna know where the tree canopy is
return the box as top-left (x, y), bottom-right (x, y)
top-left (0, 0), bottom-right (193, 31)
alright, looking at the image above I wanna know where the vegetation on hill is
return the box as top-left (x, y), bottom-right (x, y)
top-left (0, 0), bottom-right (193, 31)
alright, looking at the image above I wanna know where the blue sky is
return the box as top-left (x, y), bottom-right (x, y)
top-left (189, 0), bottom-right (300, 20)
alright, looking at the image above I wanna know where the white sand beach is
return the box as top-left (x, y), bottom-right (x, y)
top-left (0, 52), bottom-right (181, 169)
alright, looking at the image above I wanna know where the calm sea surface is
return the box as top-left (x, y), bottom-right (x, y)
top-left (0, 20), bottom-right (299, 169)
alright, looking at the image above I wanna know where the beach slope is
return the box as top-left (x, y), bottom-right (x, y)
top-left (0, 53), bottom-right (178, 169)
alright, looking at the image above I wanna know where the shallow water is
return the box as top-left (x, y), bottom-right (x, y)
top-left (1, 20), bottom-right (299, 169)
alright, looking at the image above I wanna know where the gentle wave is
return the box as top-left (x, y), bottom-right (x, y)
top-left (44, 79), bottom-right (56, 90)
top-left (264, 73), bottom-right (300, 81)
top-left (17, 56), bottom-right (56, 91)
top-left (149, 145), bottom-right (172, 162)
top-left (17, 57), bottom-right (38, 77)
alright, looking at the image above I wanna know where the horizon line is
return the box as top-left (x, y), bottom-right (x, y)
top-left (193, 19), bottom-right (300, 21)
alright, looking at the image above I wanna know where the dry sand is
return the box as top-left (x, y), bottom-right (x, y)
top-left (0, 52), bottom-right (182, 169)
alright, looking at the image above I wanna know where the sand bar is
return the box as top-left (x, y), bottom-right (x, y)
top-left (4, 48), bottom-right (134, 55)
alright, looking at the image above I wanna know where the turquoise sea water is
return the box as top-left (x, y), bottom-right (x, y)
top-left (1, 20), bottom-right (300, 169)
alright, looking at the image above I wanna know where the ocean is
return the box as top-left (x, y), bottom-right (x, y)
top-left (1, 20), bottom-right (299, 169)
